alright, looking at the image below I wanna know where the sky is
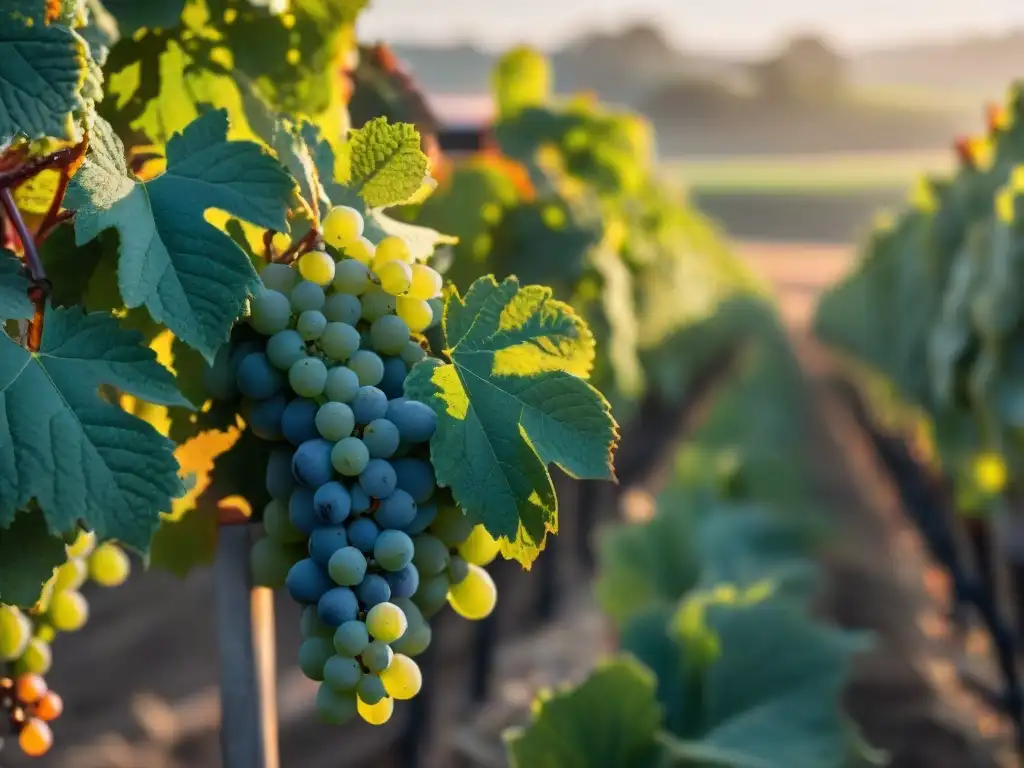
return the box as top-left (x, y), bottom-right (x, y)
top-left (357, 0), bottom-right (1024, 54)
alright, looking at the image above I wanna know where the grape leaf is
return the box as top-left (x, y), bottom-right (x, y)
top-left (0, 305), bottom-right (190, 550)
top-left (0, 249), bottom-right (33, 321)
top-left (0, 510), bottom-right (66, 608)
top-left (346, 116), bottom-right (429, 208)
top-left (404, 275), bottom-right (618, 567)
top-left (504, 658), bottom-right (664, 768)
top-left (0, 15), bottom-right (90, 143)
top-left (65, 110), bottom-right (294, 359)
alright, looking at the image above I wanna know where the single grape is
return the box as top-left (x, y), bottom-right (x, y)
top-left (47, 590), bottom-right (88, 632)
top-left (267, 449), bottom-right (297, 501)
top-left (290, 280), bottom-right (326, 313)
top-left (374, 530), bottom-right (415, 572)
top-left (264, 499), bottom-right (304, 543)
top-left (323, 654), bottom-right (363, 690)
top-left (376, 260), bottom-right (412, 296)
top-left (230, 340), bottom-right (262, 373)
top-left (391, 620), bottom-right (431, 657)
top-left (413, 572), bottom-right (451, 618)
top-left (331, 436), bottom-right (370, 476)
top-left (260, 262), bottom-right (298, 293)
top-left (334, 620), bottom-right (370, 656)
top-left (385, 563), bottom-right (420, 600)
top-left (327, 546), bottom-right (367, 586)
top-left (373, 236), bottom-right (412, 266)
top-left (296, 310), bottom-right (328, 341)
top-left (447, 563), bottom-right (497, 620)
top-left (356, 574), bottom-right (391, 608)
top-left (359, 459), bottom-right (398, 499)
top-left (298, 636), bottom-right (336, 681)
top-left (281, 398), bottom-right (320, 445)
top-left (315, 683), bottom-right (358, 725)
top-left (18, 718), bottom-right (53, 758)
top-left (396, 297), bottom-right (433, 332)
top-left (301, 605), bottom-right (335, 639)
top-left (309, 525), bottom-right (349, 566)
top-left (236, 353), bottom-right (284, 400)
top-left (393, 458), bottom-right (436, 504)
top-left (286, 558), bottom-right (335, 604)
top-left (369, 315), bottom-right (410, 356)
top-left (324, 366), bottom-right (361, 403)
top-left (374, 488), bottom-right (417, 529)
top-left (362, 419), bottom-right (401, 459)
top-left (360, 288), bottom-right (396, 323)
top-left (0, 605), bottom-right (31, 660)
top-left (349, 349), bottom-right (385, 387)
top-left (378, 356), bottom-right (408, 399)
top-left (53, 559), bottom-right (87, 592)
top-left (459, 525), bottom-right (501, 566)
top-left (266, 329), bottom-right (307, 371)
top-left (298, 250), bottom-right (336, 286)
top-left (403, 502), bottom-right (438, 536)
top-left (357, 693), bottom-right (394, 726)
top-left (388, 398), bottom-right (437, 443)
top-left (322, 205), bottom-right (364, 248)
top-left (318, 586), bottom-right (360, 627)
top-left (400, 341), bottom-right (427, 367)
top-left (344, 236), bottom-right (375, 265)
top-left (352, 386), bottom-right (389, 425)
top-left (247, 393), bottom-right (287, 440)
top-left (88, 542), bottom-right (131, 587)
top-left (312, 481), bottom-right (352, 525)
top-left (289, 357), bottom-right (329, 398)
top-left (366, 602), bottom-right (407, 643)
top-left (407, 263), bottom-right (442, 300)
top-left (250, 289), bottom-right (292, 335)
top-left (319, 322), bottom-right (360, 362)
top-left (66, 530), bottom-right (96, 559)
top-left (411, 534), bottom-right (449, 576)
top-left (448, 554), bottom-right (470, 585)
top-left (361, 640), bottom-right (394, 673)
top-left (251, 536), bottom-right (303, 589)
top-left (431, 504), bottom-right (476, 548)
top-left (356, 673), bottom-right (387, 705)
top-left (292, 439), bottom-right (335, 489)
top-left (323, 292), bottom-right (362, 326)
top-left (13, 637), bottom-right (51, 676)
top-left (333, 259), bottom-right (371, 295)
top-left (347, 517), bottom-right (380, 554)
top-left (380, 653), bottom-right (422, 700)
top-left (315, 401), bottom-right (355, 441)
top-left (350, 484), bottom-right (372, 515)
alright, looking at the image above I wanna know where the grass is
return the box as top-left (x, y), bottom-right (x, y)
top-left (664, 150), bottom-right (956, 194)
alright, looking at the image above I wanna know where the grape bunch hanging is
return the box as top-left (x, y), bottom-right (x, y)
top-left (1, 533), bottom-right (131, 757)
top-left (207, 206), bottom-right (501, 726)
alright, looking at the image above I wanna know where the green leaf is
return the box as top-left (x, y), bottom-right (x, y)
top-left (404, 276), bottom-right (618, 567)
top-left (0, 305), bottom-right (190, 550)
top-left (0, 249), bottom-right (33, 321)
top-left (0, 510), bottom-right (66, 608)
top-left (65, 110), bottom-right (294, 359)
top-left (0, 16), bottom-right (90, 143)
top-left (347, 116), bottom-right (429, 208)
top-left (504, 658), bottom-right (664, 768)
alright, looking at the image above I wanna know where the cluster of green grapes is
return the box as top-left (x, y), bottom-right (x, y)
top-left (203, 205), bottom-right (502, 726)
top-left (0, 531), bottom-right (131, 757)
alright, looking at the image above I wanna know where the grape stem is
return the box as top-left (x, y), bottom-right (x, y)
top-left (275, 227), bottom-right (321, 266)
top-left (0, 189), bottom-right (48, 351)
top-left (262, 229), bottom-right (278, 264)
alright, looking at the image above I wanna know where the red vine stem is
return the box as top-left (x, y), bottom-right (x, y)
top-left (0, 143), bottom-right (85, 190)
top-left (0, 189), bottom-right (47, 351)
top-left (262, 229), bottom-right (277, 264)
top-left (33, 140), bottom-right (89, 245)
top-left (276, 227), bottom-right (320, 265)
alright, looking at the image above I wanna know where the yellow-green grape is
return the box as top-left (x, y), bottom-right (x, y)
top-left (376, 260), bottom-right (412, 296)
top-left (322, 205), bottom-right (364, 248)
top-left (53, 558), bottom-right (87, 592)
top-left (0, 604), bottom-right (31, 660)
top-left (447, 564), bottom-right (497, 620)
top-left (47, 590), bottom-right (88, 632)
top-left (379, 653), bottom-right (422, 700)
top-left (13, 637), bottom-right (52, 675)
top-left (34, 624), bottom-right (56, 643)
top-left (458, 525), bottom-right (501, 567)
top-left (357, 693), bottom-right (394, 726)
top-left (396, 297), bottom-right (433, 333)
top-left (88, 543), bottom-right (131, 587)
top-left (345, 236), bottom-right (375, 265)
top-left (66, 530), bottom-right (96, 559)
top-left (372, 236), bottom-right (412, 267)
top-left (408, 264), bottom-right (442, 300)
top-left (298, 250), bottom-right (336, 286)
top-left (365, 602), bottom-right (407, 643)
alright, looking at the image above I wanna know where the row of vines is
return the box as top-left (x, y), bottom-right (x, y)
top-left (0, 1), bottom-right (871, 766)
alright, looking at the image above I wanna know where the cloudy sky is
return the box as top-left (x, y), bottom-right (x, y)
top-left (357, 0), bottom-right (1024, 53)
